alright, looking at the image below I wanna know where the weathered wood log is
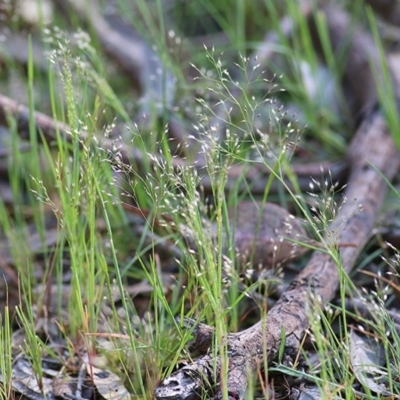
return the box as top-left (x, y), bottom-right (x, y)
top-left (154, 109), bottom-right (400, 400)
top-left (154, 4), bottom-right (400, 400)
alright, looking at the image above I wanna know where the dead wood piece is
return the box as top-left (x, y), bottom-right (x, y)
top-left (155, 101), bottom-right (400, 400)
top-left (0, 92), bottom-right (148, 167)
top-left (56, 0), bottom-right (176, 117)
top-left (308, 4), bottom-right (382, 120)
top-left (0, 91), bottom-right (346, 198)
top-left (155, 4), bottom-right (400, 399)
top-left (255, 109), bottom-right (400, 358)
top-left (179, 317), bottom-right (215, 356)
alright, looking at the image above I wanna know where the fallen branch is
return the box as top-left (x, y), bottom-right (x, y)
top-left (154, 108), bottom-right (400, 400)
top-left (154, 5), bottom-right (400, 400)
top-left (53, 0), bottom-right (177, 117)
top-left (0, 92), bottom-right (345, 196)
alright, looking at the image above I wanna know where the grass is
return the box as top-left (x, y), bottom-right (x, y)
top-left (0, 0), bottom-right (400, 399)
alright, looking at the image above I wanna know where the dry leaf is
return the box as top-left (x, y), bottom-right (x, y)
top-left (86, 364), bottom-right (131, 400)
top-left (350, 329), bottom-right (393, 397)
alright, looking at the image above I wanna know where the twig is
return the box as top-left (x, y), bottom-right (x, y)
top-left (0, 92), bottom-right (346, 195)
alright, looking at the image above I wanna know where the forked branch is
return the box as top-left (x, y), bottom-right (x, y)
top-left (154, 4), bottom-right (400, 400)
